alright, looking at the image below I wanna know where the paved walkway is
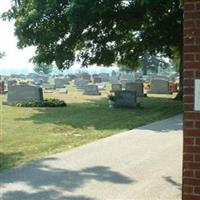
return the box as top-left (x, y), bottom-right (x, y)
top-left (0, 115), bottom-right (183, 200)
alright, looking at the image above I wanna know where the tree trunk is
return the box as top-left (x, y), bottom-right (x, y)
top-left (174, 56), bottom-right (183, 101)
top-left (174, 9), bottom-right (183, 101)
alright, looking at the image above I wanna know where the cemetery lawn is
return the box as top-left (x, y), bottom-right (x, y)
top-left (0, 86), bottom-right (182, 171)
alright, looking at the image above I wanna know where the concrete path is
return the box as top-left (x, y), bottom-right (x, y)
top-left (0, 115), bottom-right (183, 200)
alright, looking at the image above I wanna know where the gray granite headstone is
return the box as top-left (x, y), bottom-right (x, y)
top-left (0, 81), bottom-right (5, 94)
top-left (125, 82), bottom-right (144, 97)
top-left (6, 85), bottom-right (43, 104)
top-left (54, 78), bottom-right (65, 88)
top-left (111, 76), bottom-right (119, 84)
top-left (84, 85), bottom-right (100, 95)
top-left (111, 84), bottom-right (122, 92)
top-left (74, 79), bottom-right (89, 90)
top-left (120, 79), bottom-right (130, 88)
top-left (150, 79), bottom-right (171, 94)
top-left (113, 91), bottom-right (137, 108)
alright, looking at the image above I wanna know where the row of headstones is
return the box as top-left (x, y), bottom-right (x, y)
top-left (3, 82), bottom-right (103, 105)
top-left (111, 79), bottom-right (173, 96)
top-left (3, 83), bottom-right (138, 109)
top-left (74, 79), bottom-right (106, 95)
top-left (111, 82), bottom-right (144, 97)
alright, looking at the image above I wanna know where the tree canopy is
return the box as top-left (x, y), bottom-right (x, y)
top-left (33, 63), bottom-right (52, 74)
top-left (139, 52), bottom-right (170, 75)
top-left (3, 0), bottom-right (182, 70)
top-left (0, 52), bottom-right (6, 59)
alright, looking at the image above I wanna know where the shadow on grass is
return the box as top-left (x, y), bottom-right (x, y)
top-left (15, 97), bottom-right (182, 132)
top-left (2, 192), bottom-right (95, 200)
top-left (0, 152), bottom-right (24, 171)
top-left (0, 157), bottom-right (135, 200)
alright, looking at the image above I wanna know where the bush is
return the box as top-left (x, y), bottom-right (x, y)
top-left (15, 98), bottom-right (67, 107)
top-left (108, 94), bottom-right (117, 101)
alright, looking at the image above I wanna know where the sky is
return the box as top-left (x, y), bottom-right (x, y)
top-left (0, 0), bottom-right (36, 74)
top-left (0, 0), bottom-right (118, 75)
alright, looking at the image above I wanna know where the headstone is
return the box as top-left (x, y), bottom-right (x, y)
top-left (149, 79), bottom-right (171, 94)
top-left (112, 91), bottom-right (137, 108)
top-left (110, 76), bottom-right (119, 84)
top-left (64, 78), bottom-right (70, 85)
top-left (5, 85), bottom-right (43, 105)
top-left (120, 79), bottom-right (130, 88)
top-left (54, 78), bottom-right (65, 88)
top-left (120, 72), bottom-right (136, 82)
top-left (111, 84), bottom-right (122, 92)
top-left (93, 77), bottom-right (102, 84)
top-left (59, 88), bottom-right (68, 94)
top-left (84, 85), bottom-right (101, 95)
top-left (82, 73), bottom-right (91, 82)
top-left (96, 83), bottom-right (106, 90)
top-left (154, 75), bottom-right (169, 81)
top-left (7, 80), bottom-right (17, 89)
top-left (68, 74), bottom-right (77, 81)
top-left (125, 82), bottom-right (144, 97)
top-left (0, 81), bottom-right (5, 94)
top-left (74, 79), bottom-right (89, 90)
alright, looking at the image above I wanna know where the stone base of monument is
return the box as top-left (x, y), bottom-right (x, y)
top-left (148, 91), bottom-right (172, 94)
top-left (44, 90), bottom-right (54, 93)
top-left (110, 91), bottom-right (139, 108)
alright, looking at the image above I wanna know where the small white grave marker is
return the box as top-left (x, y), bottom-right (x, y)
top-left (195, 79), bottom-right (200, 111)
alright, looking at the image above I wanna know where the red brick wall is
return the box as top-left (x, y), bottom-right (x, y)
top-left (183, 1), bottom-right (200, 199)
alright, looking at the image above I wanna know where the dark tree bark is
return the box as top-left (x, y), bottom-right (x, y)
top-left (174, 55), bottom-right (183, 100)
top-left (174, 12), bottom-right (183, 101)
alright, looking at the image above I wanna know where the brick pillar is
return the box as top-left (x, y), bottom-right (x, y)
top-left (183, 1), bottom-right (200, 199)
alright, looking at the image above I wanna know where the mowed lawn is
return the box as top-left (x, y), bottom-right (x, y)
top-left (0, 84), bottom-right (182, 171)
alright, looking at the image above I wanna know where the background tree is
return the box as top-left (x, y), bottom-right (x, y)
top-left (3, 0), bottom-right (183, 98)
top-left (139, 53), bottom-right (170, 75)
top-left (0, 52), bottom-right (6, 59)
top-left (33, 63), bottom-right (52, 74)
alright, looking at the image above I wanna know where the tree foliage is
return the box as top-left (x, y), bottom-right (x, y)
top-left (139, 52), bottom-right (170, 75)
top-left (0, 52), bottom-right (6, 59)
top-left (33, 63), bottom-right (52, 74)
top-left (2, 0), bottom-right (182, 70)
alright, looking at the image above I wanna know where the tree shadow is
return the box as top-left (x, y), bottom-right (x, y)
top-left (0, 152), bottom-right (24, 171)
top-left (163, 176), bottom-right (182, 191)
top-left (2, 191), bottom-right (95, 200)
top-left (0, 157), bottom-right (135, 200)
top-left (15, 97), bottom-right (182, 132)
top-left (137, 114), bottom-right (183, 133)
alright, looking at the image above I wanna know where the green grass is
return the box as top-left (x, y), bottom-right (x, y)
top-left (0, 86), bottom-right (182, 171)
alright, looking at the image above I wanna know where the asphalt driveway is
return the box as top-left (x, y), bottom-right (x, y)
top-left (0, 115), bottom-right (183, 200)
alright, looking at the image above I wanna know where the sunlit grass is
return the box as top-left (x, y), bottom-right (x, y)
top-left (0, 84), bottom-right (182, 171)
